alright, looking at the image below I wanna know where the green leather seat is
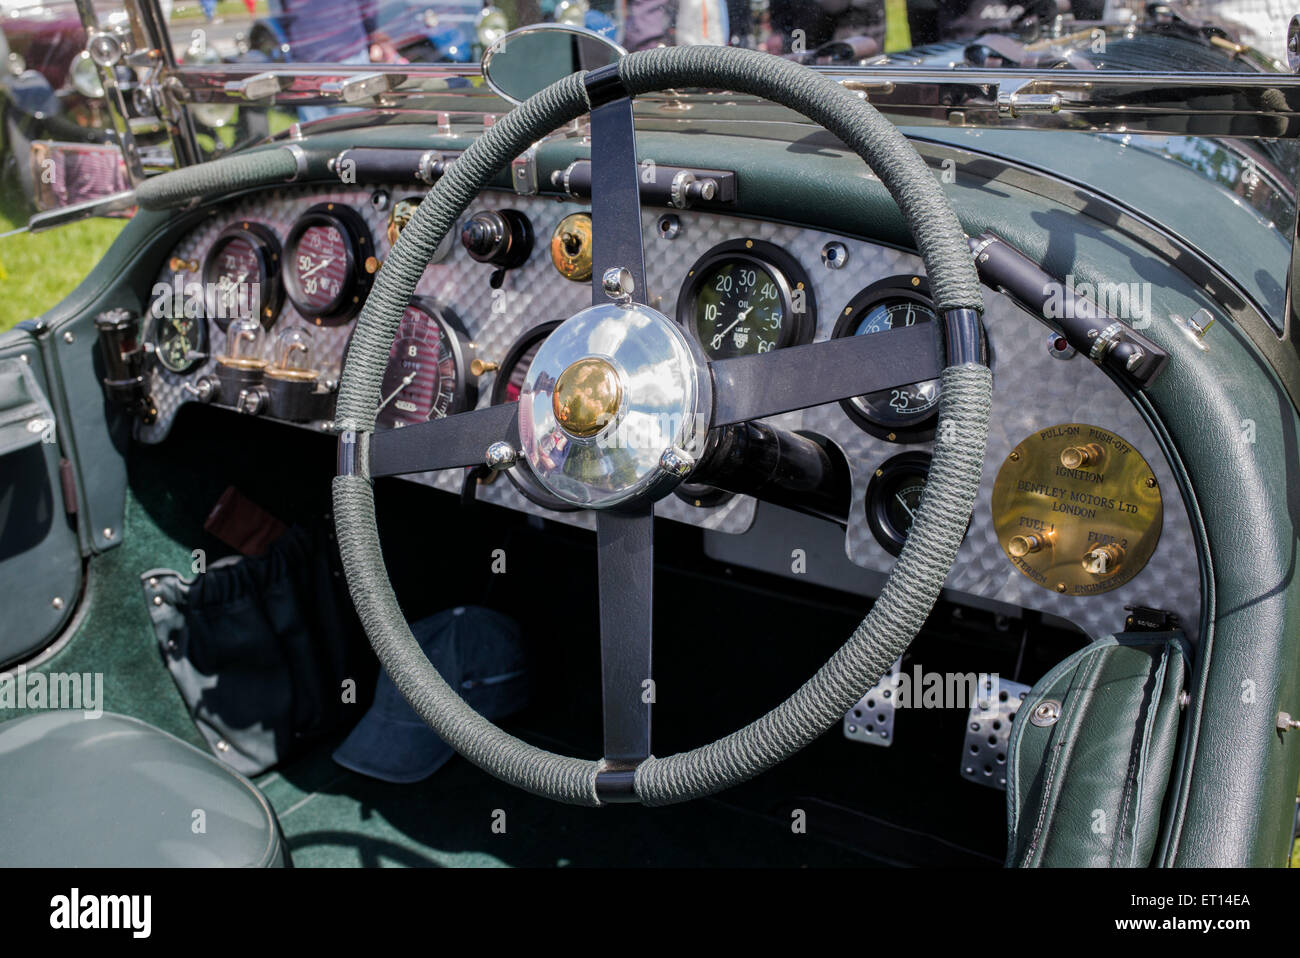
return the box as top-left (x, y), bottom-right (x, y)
top-left (0, 711), bottom-right (287, 867)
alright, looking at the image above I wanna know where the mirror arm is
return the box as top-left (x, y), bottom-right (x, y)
top-left (25, 191), bottom-right (138, 235)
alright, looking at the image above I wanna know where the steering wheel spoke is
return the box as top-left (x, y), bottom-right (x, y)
top-left (369, 402), bottom-right (520, 478)
top-left (710, 322), bottom-right (943, 426)
top-left (595, 504), bottom-right (654, 766)
top-left (586, 74), bottom-right (647, 306)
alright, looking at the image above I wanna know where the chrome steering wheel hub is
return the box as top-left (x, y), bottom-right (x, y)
top-left (518, 301), bottom-right (712, 508)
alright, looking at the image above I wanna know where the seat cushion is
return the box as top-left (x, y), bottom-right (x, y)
top-left (0, 711), bottom-right (286, 866)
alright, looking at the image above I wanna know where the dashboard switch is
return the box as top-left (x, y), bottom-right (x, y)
top-left (1008, 533), bottom-right (1048, 557)
top-left (1060, 443), bottom-right (1104, 470)
top-left (1082, 543), bottom-right (1126, 576)
top-left (461, 209), bottom-right (533, 269)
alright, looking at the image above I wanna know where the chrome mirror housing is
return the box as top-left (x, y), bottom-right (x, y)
top-left (480, 23), bottom-right (624, 105)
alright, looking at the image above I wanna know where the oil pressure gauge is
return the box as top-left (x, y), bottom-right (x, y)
top-left (678, 239), bottom-right (815, 359)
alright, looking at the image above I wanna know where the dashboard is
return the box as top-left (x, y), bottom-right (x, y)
top-left (137, 182), bottom-right (1202, 642)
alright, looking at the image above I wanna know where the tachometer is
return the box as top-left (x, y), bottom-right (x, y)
top-left (284, 203), bottom-right (374, 325)
top-left (375, 298), bottom-right (475, 429)
top-left (677, 239), bottom-right (815, 360)
top-left (834, 276), bottom-right (942, 442)
top-left (201, 222), bottom-right (283, 332)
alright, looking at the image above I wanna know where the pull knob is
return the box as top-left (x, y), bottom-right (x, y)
top-left (1060, 443), bottom-right (1105, 470)
top-left (1008, 533), bottom-right (1049, 557)
top-left (461, 209), bottom-right (533, 269)
top-left (1081, 543), bottom-right (1125, 576)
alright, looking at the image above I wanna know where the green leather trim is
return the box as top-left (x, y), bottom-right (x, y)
top-left (0, 711), bottom-right (285, 867)
top-left (31, 205), bottom-right (209, 556)
top-left (0, 331), bottom-right (80, 663)
top-left (1007, 633), bottom-right (1189, 868)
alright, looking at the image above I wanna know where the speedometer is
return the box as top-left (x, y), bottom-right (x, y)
top-left (375, 298), bottom-right (475, 429)
top-left (834, 276), bottom-right (943, 442)
top-left (677, 239), bottom-right (815, 360)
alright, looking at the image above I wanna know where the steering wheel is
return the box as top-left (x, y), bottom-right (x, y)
top-left (332, 45), bottom-right (992, 806)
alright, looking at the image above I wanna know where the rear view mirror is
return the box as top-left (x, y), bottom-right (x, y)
top-left (481, 24), bottom-right (625, 105)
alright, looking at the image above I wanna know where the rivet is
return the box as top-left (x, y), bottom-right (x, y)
top-left (103, 527), bottom-right (114, 540)
top-left (62, 331), bottom-right (75, 344)
top-left (153, 595), bottom-right (163, 606)
top-left (216, 740), bottom-right (231, 752)
top-left (51, 597), bottom-right (64, 610)
top-left (1030, 700), bottom-right (1061, 727)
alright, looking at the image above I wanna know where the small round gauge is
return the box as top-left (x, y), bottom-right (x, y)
top-left (490, 321), bottom-right (562, 406)
top-left (283, 203), bottom-right (373, 325)
top-left (376, 298), bottom-right (475, 429)
top-left (151, 312), bottom-right (207, 374)
top-left (865, 452), bottom-right (933, 557)
top-left (677, 239), bottom-right (815, 360)
top-left (834, 277), bottom-right (942, 442)
top-left (489, 322), bottom-right (577, 512)
top-left (201, 222), bottom-right (283, 332)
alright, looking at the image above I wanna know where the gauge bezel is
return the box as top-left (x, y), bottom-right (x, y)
top-left (375, 296), bottom-right (477, 430)
top-left (201, 221), bottom-right (284, 333)
top-left (489, 321), bottom-right (578, 512)
top-left (865, 451), bottom-right (933, 557)
top-left (676, 238), bottom-right (816, 359)
top-left (283, 203), bottom-right (374, 326)
top-left (490, 320), bottom-right (562, 407)
top-left (148, 309), bottom-right (209, 375)
top-left (833, 275), bottom-right (942, 443)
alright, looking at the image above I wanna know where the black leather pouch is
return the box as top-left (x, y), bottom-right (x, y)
top-left (142, 521), bottom-right (372, 775)
top-left (1006, 632), bottom-right (1190, 868)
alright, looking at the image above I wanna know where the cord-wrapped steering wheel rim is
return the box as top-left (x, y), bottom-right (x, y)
top-left (332, 44), bottom-right (992, 806)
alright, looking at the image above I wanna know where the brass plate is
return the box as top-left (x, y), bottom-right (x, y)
top-left (991, 423), bottom-right (1162, 596)
top-left (550, 212), bottom-right (593, 282)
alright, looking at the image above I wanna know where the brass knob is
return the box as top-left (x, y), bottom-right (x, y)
top-left (553, 357), bottom-right (621, 438)
top-left (1081, 543), bottom-right (1125, 576)
top-left (470, 358), bottom-right (499, 377)
top-left (1008, 533), bottom-right (1048, 557)
top-left (550, 212), bottom-right (593, 282)
top-left (1060, 443), bottom-right (1105, 470)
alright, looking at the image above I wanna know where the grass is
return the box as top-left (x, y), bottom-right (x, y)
top-left (169, 0), bottom-right (269, 23)
top-left (0, 198), bottom-right (125, 333)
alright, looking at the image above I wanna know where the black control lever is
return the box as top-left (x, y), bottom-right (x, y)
top-left (969, 232), bottom-right (1169, 390)
top-left (690, 423), bottom-right (851, 524)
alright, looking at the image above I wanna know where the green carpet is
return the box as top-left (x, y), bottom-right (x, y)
top-left (1, 481), bottom-right (204, 746)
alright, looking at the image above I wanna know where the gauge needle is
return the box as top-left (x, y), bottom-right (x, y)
top-left (896, 493), bottom-right (918, 523)
top-left (300, 258), bottom-right (333, 280)
top-left (377, 371), bottom-right (418, 412)
top-left (716, 306), bottom-right (754, 340)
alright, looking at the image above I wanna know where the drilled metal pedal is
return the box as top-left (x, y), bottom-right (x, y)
top-left (842, 657), bottom-right (902, 747)
top-left (960, 677), bottom-right (1032, 790)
